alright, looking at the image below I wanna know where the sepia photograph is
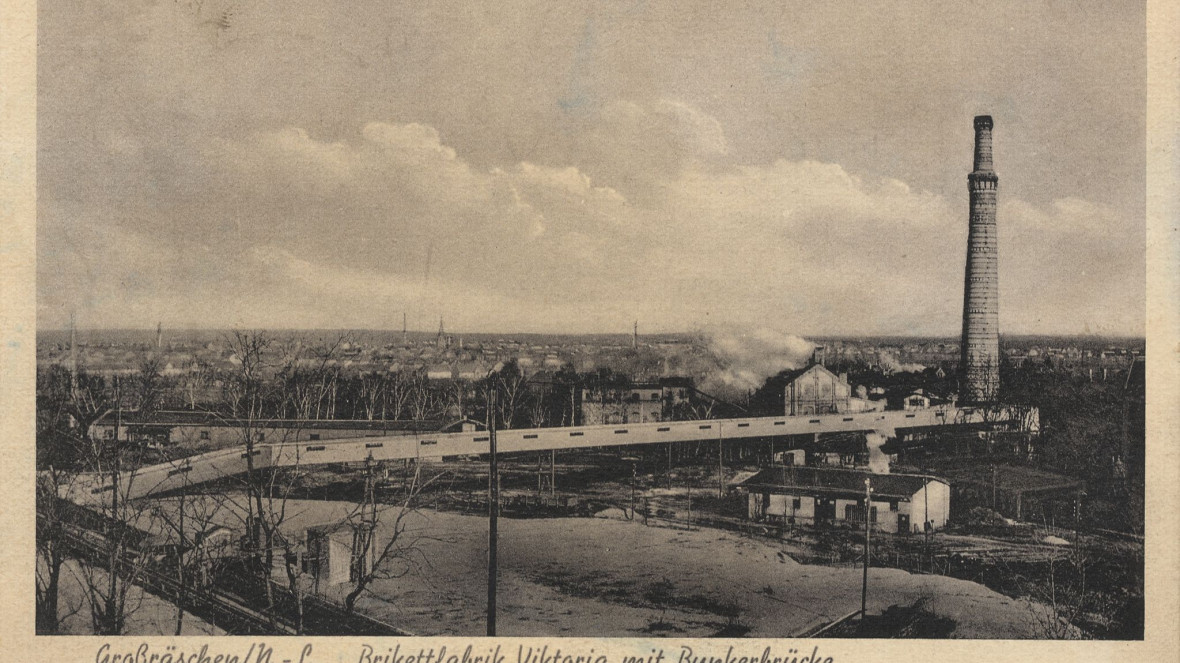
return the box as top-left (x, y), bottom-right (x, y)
top-left (11, 0), bottom-right (1169, 647)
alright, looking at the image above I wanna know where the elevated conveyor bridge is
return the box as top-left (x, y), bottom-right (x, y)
top-left (62, 405), bottom-right (1034, 506)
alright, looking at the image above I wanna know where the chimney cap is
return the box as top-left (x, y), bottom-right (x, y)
top-left (974, 115), bottom-right (993, 129)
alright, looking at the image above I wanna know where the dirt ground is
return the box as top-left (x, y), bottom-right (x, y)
top-left (243, 499), bottom-right (1064, 638)
top-left (53, 559), bottom-right (224, 635)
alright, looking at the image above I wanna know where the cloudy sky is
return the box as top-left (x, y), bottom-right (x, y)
top-left (37, 0), bottom-right (1145, 336)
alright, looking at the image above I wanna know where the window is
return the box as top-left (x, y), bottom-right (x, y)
top-left (303, 531), bottom-right (325, 576)
top-left (199, 430), bottom-right (210, 440)
top-left (792, 497), bottom-right (801, 510)
top-left (256, 432), bottom-right (265, 442)
top-left (309, 433), bottom-right (321, 441)
top-left (104, 429), bottom-right (116, 440)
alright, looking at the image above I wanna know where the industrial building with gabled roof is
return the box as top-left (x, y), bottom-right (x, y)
top-left (733, 466), bottom-right (950, 534)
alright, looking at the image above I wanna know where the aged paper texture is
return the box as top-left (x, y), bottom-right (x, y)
top-left (2, 0), bottom-right (1177, 661)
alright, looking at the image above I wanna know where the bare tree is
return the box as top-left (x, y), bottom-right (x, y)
top-left (446, 378), bottom-right (473, 421)
top-left (35, 365), bottom-right (87, 633)
top-left (305, 333), bottom-right (350, 419)
top-left (219, 331), bottom-right (286, 630)
top-left (220, 330), bottom-right (334, 634)
top-left (273, 332), bottom-right (350, 420)
top-left (492, 361), bottom-right (528, 429)
top-left (183, 362), bottom-right (214, 411)
top-left (383, 371), bottom-right (414, 421)
top-left (357, 372), bottom-right (386, 421)
top-left (340, 457), bottom-right (447, 614)
top-left (407, 372), bottom-right (440, 422)
top-left (524, 385), bottom-right (548, 429)
top-left (148, 467), bottom-right (231, 635)
top-left (69, 366), bottom-right (165, 635)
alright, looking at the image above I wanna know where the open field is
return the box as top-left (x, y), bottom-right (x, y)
top-left (52, 559), bottom-right (224, 636)
top-left (153, 496), bottom-right (1063, 638)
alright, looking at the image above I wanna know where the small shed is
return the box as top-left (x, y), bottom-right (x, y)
top-left (303, 521), bottom-right (376, 591)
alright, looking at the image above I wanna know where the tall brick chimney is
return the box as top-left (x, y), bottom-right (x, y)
top-left (960, 115), bottom-right (1000, 403)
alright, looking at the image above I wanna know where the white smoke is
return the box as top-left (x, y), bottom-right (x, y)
top-left (700, 327), bottom-right (815, 395)
top-left (876, 351), bottom-right (925, 375)
top-left (865, 431), bottom-right (891, 474)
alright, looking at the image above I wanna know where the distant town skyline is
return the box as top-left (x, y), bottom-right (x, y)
top-left (38, 1), bottom-right (1145, 336)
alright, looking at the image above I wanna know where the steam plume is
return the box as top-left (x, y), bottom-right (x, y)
top-left (700, 327), bottom-right (815, 395)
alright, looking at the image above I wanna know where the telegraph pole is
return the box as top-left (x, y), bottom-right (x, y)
top-left (717, 423), bottom-right (724, 498)
top-left (486, 382), bottom-right (498, 636)
top-left (861, 477), bottom-right (873, 618)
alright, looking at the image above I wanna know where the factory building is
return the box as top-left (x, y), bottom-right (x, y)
top-left (734, 466), bottom-right (951, 534)
top-left (781, 363), bottom-right (853, 416)
top-left (579, 377), bottom-right (694, 425)
top-left (777, 348), bottom-right (882, 417)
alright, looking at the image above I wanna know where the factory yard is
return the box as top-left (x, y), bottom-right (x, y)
top-left (242, 499), bottom-right (1061, 638)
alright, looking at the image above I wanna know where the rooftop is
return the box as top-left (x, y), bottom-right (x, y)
top-left (734, 466), bottom-right (944, 499)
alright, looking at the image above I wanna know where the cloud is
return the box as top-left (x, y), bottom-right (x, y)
top-left (998, 198), bottom-right (1144, 335)
top-left (38, 106), bottom-right (1143, 338)
top-left (37, 0), bottom-right (1144, 336)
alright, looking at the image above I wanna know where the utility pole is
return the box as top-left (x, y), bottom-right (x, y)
top-left (924, 476), bottom-right (931, 568)
top-left (717, 424), bottom-right (724, 498)
top-left (861, 477), bottom-right (873, 618)
top-left (667, 443), bottom-right (672, 488)
top-left (69, 310), bottom-right (78, 395)
top-left (991, 465), bottom-right (997, 509)
top-left (486, 382), bottom-right (498, 636)
top-left (630, 459), bottom-right (637, 518)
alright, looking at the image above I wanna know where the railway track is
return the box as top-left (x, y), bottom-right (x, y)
top-left (43, 506), bottom-right (409, 635)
